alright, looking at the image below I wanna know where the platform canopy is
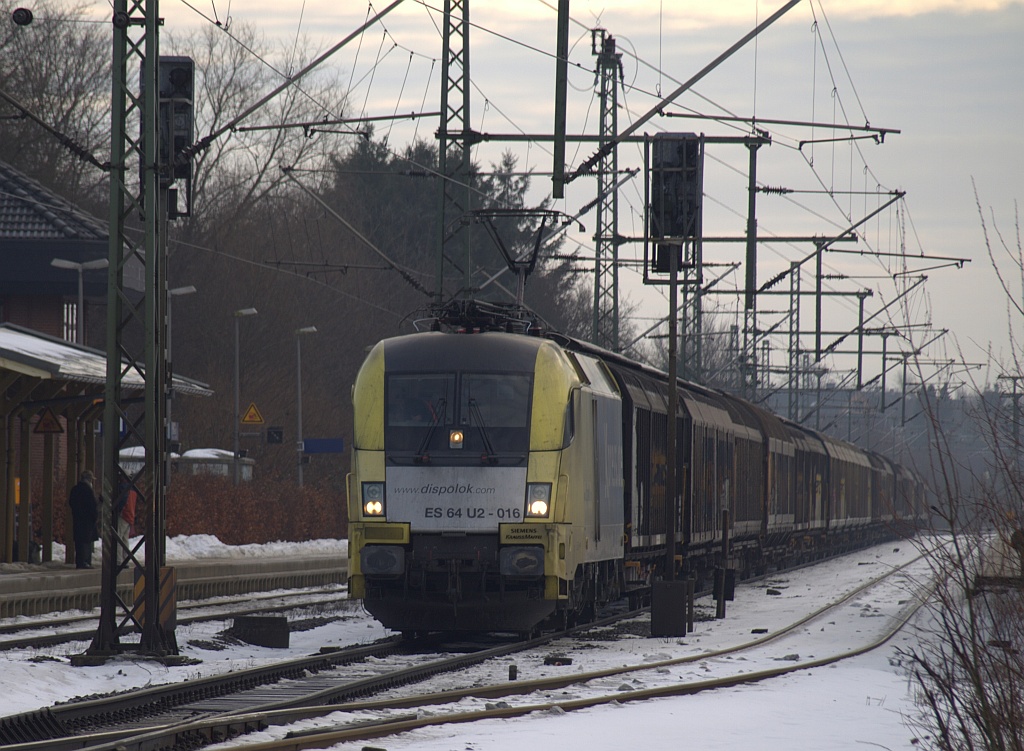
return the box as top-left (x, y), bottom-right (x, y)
top-left (0, 324), bottom-right (210, 393)
top-left (0, 323), bottom-right (211, 564)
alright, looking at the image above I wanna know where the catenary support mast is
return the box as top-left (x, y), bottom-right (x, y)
top-left (89, 0), bottom-right (175, 659)
top-left (592, 30), bottom-right (623, 351)
top-left (435, 0), bottom-right (474, 302)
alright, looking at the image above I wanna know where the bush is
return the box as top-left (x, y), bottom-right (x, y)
top-left (167, 474), bottom-right (346, 544)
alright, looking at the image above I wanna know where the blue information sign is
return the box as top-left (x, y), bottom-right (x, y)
top-left (302, 438), bottom-right (345, 454)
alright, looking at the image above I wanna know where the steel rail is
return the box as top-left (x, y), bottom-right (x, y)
top-left (208, 556), bottom-right (933, 750)
top-left (35, 548), bottom-right (931, 751)
top-left (0, 636), bottom-right (406, 748)
top-left (0, 589), bottom-right (348, 651)
top-left (2, 607), bottom-right (643, 751)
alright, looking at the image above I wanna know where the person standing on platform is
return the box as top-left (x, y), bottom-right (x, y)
top-left (114, 479), bottom-right (138, 566)
top-left (68, 470), bottom-right (99, 569)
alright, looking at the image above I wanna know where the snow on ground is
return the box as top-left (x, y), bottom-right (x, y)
top-left (218, 541), bottom-right (935, 751)
top-left (162, 534), bottom-right (346, 559)
top-left (0, 537), bottom-right (935, 750)
top-left (0, 535), bottom-right (364, 716)
top-left (0, 535), bottom-right (346, 575)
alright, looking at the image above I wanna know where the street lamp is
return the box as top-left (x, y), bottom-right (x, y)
top-left (50, 257), bottom-right (109, 344)
top-left (168, 286), bottom-right (197, 365)
top-left (233, 307), bottom-right (257, 485)
top-left (166, 286), bottom-right (196, 478)
top-left (295, 326), bottom-right (317, 487)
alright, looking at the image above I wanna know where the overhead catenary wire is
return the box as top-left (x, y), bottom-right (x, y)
top-left (219, 0), bottom-right (902, 331)
top-left (568, 0), bottom-right (804, 183)
top-left (0, 0), bottom-right (968, 411)
top-left (544, 3), bottom-right (929, 360)
top-left (168, 0), bottom-right (942, 387)
top-left (282, 166), bottom-right (432, 298)
top-left (566, 0), bottom-right (904, 281)
top-left (184, 0), bottom-right (404, 159)
top-left (359, 32), bottom-right (392, 121)
top-left (387, 51), bottom-right (416, 143)
top-left (0, 89), bottom-right (109, 171)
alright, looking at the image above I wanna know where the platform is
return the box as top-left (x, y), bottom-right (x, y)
top-left (0, 555), bottom-right (348, 618)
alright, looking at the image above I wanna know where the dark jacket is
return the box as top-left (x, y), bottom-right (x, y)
top-left (69, 480), bottom-right (99, 542)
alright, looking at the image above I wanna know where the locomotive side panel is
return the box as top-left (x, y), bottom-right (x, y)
top-left (576, 355), bottom-right (626, 562)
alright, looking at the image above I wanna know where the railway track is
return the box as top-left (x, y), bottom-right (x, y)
top-left (0, 556), bottom-right (346, 620)
top-left (0, 617), bottom-right (616, 750)
top-left (184, 552), bottom-right (936, 750)
top-left (0, 545), bottom-right (932, 751)
top-left (264, 550), bottom-right (931, 749)
top-left (0, 587), bottom-right (349, 651)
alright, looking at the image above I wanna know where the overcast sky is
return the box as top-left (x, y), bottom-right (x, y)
top-left (145, 0), bottom-right (1022, 388)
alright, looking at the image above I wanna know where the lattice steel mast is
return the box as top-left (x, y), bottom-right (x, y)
top-left (591, 30), bottom-right (622, 351)
top-left (435, 0), bottom-right (474, 302)
top-left (89, 0), bottom-right (175, 658)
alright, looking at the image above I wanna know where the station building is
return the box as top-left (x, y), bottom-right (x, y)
top-left (0, 160), bottom-right (210, 565)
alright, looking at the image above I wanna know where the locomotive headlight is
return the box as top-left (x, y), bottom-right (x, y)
top-left (362, 482), bottom-right (386, 517)
top-left (449, 429), bottom-right (464, 449)
top-left (525, 482), bottom-right (551, 517)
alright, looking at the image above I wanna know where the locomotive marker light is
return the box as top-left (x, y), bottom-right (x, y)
top-left (525, 482), bottom-right (552, 517)
top-left (362, 481), bottom-right (385, 516)
top-left (449, 429), bottom-right (464, 449)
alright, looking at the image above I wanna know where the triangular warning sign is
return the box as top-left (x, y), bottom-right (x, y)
top-left (35, 407), bottom-right (64, 434)
top-left (241, 402), bottom-right (265, 424)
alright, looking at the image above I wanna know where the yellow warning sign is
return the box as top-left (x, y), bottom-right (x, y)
top-left (34, 407), bottom-right (64, 434)
top-left (241, 402), bottom-right (265, 424)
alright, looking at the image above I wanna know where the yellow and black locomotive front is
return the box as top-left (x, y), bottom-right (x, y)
top-left (348, 331), bottom-right (573, 633)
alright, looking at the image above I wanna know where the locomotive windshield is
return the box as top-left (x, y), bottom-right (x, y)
top-left (387, 374), bottom-right (454, 427)
top-left (460, 374), bottom-right (530, 428)
top-left (385, 372), bottom-right (532, 457)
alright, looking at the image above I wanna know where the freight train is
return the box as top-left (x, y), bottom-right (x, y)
top-left (346, 304), bottom-right (924, 635)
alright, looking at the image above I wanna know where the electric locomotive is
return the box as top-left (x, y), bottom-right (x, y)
top-left (347, 328), bottom-right (624, 633)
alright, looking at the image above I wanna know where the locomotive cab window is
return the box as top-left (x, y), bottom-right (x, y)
top-left (387, 374), bottom-right (454, 427)
top-left (562, 388), bottom-right (578, 448)
top-left (385, 372), bottom-right (532, 456)
top-left (460, 374), bottom-right (531, 428)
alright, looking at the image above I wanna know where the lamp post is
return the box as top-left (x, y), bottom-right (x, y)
top-left (295, 326), bottom-right (318, 487)
top-left (50, 257), bottom-right (109, 344)
top-left (166, 286), bottom-right (196, 478)
top-left (233, 308), bottom-right (257, 485)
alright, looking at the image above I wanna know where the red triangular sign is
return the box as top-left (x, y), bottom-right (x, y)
top-left (241, 402), bottom-right (265, 424)
top-left (35, 407), bottom-right (64, 434)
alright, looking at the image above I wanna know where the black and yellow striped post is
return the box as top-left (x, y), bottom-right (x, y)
top-left (133, 566), bottom-right (178, 637)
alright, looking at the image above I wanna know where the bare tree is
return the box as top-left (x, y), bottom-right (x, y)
top-left (166, 21), bottom-right (348, 240)
top-left (635, 304), bottom-right (739, 387)
top-left (0, 0), bottom-right (110, 211)
top-left (898, 193), bottom-right (1024, 751)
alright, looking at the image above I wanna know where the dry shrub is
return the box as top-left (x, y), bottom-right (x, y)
top-left (167, 473), bottom-right (346, 544)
